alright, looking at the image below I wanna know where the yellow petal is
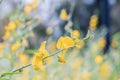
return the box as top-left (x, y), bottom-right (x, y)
top-left (95, 55), bottom-right (103, 64)
top-left (39, 41), bottom-right (46, 51)
top-left (2, 31), bottom-right (10, 40)
top-left (63, 36), bottom-right (74, 49)
top-left (32, 54), bottom-right (44, 71)
top-left (58, 56), bottom-right (66, 63)
top-left (56, 37), bottom-right (64, 49)
top-left (8, 21), bottom-right (16, 30)
top-left (24, 5), bottom-right (32, 14)
top-left (71, 30), bottom-right (80, 38)
top-left (60, 9), bottom-right (68, 21)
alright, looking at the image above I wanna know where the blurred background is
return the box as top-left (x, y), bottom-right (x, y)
top-left (0, 0), bottom-right (120, 80)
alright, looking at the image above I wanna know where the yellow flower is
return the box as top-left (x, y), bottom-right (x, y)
top-left (8, 21), bottom-right (16, 30)
top-left (39, 41), bottom-right (51, 62)
top-left (98, 38), bottom-right (106, 49)
top-left (60, 9), bottom-right (68, 21)
top-left (32, 53), bottom-right (44, 70)
top-left (73, 73), bottom-right (79, 80)
top-left (57, 48), bottom-right (67, 63)
top-left (81, 72), bottom-right (91, 80)
top-left (15, 20), bottom-right (22, 27)
top-left (99, 63), bottom-right (110, 79)
top-left (111, 40), bottom-right (118, 48)
top-left (11, 41), bottom-right (21, 52)
top-left (33, 0), bottom-right (38, 6)
top-left (4, 21), bottom-right (16, 31)
top-left (75, 40), bottom-right (84, 49)
top-left (95, 55), bottom-right (103, 64)
top-left (33, 75), bottom-right (41, 80)
top-left (49, 42), bottom-right (56, 53)
top-left (18, 52), bottom-right (29, 64)
top-left (22, 39), bottom-right (28, 47)
top-left (58, 56), bottom-right (66, 63)
top-left (5, 25), bottom-right (10, 31)
top-left (57, 36), bottom-right (74, 49)
top-left (89, 15), bottom-right (98, 30)
top-left (0, 43), bottom-right (4, 57)
top-left (46, 27), bottom-right (53, 35)
top-left (118, 78), bottom-right (120, 80)
top-left (57, 36), bottom-right (74, 63)
top-left (72, 58), bottom-right (81, 70)
top-left (24, 5), bottom-right (32, 14)
top-left (71, 30), bottom-right (80, 38)
top-left (64, 77), bottom-right (71, 80)
top-left (70, 30), bottom-right (84, 48)
top-left (56, 37), bottom-right (64, 49)
top-left (2, 31), bottom-right (10, 40)
top-left (32, 41), bottom-right (50, 70)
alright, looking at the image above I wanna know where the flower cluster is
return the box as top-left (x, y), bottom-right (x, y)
top-left (32, 30), bottom-right (86, 70)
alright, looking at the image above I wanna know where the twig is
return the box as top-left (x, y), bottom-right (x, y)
top-left (0, 64), bottom-right (32, 78)
top-left (12, 64), bottom-right (32, 72)
top-left (42, 49), bottom-right (64, 62)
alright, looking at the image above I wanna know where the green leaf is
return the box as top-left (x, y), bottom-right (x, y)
top-left (83, 30), bottom-right (91, 41)
top-left (24, 49), bottom-right (38, 54)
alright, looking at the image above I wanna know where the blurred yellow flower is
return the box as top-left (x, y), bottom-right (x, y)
top-left (73, 73), bottom-right (80, 80)
top-left (89, 15), bottom-right (98, 30)
top-left (60, 9), bottom-right (68, 21)
top-left (98, 38), bottom-right (106, 49)
top-left (5, 26), bottom-right (10, 31)
top-left (22, 39), bottom-right (28, 47)
top-left (71, 30), bottom-right (80, 38)
top-left (64, 77), bottom-right (71, 80)
top-left (111, 40), bottom-right (118, 48)
top-left (8, 21), bottom-right (16, 30)
top-left (75, 40), bottom-right (84, 49)
top-left (15, 20), bottom-right (22, 27)
top-left (72, 58), bottom-right (81, 70)
top-left (11, 41), bottom-right (21, 52)
top-left (81, 72), bottom-right (91, 80)
top-left (49, 42), bottom-right (56, 53)
top-left (118, 78), bottom-right (120, 80)
top-left (33, 75), bottom-right (41, 80)
top-left (32, 41), bottom-right (50, 70)
top-left (2, 31), bottom-right (10, 40)
top-left (70, 30), bottom-right (84, 48)
top-left (18, 52), bottom-right (29, 64)
top-left (33, 0), bottom-right (38, 6)
top-left (99, 63), bottom-right (110, 79)
top-left (0, 43), bottom-right (4, 57)
top-left (95, 55), bottom-right (103, 64)
top-left (46, 27), bottom-right (53, 35)
top-left (24, 5), bottom-right (32, 14)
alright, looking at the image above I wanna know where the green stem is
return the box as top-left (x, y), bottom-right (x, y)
top-left (0, 64), bottom-right (32, 78)
top-left (12, 64), bottom-right (32, 72)
top-left (42, 49), bottom-right (64, 62)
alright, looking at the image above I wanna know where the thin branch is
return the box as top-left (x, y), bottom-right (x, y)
top-left (0, 64), bottom-right (32, 78)
top-left (12, 64), bottom-right (32, 72)
top-left (42, 49), bottom-right (64, 62)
